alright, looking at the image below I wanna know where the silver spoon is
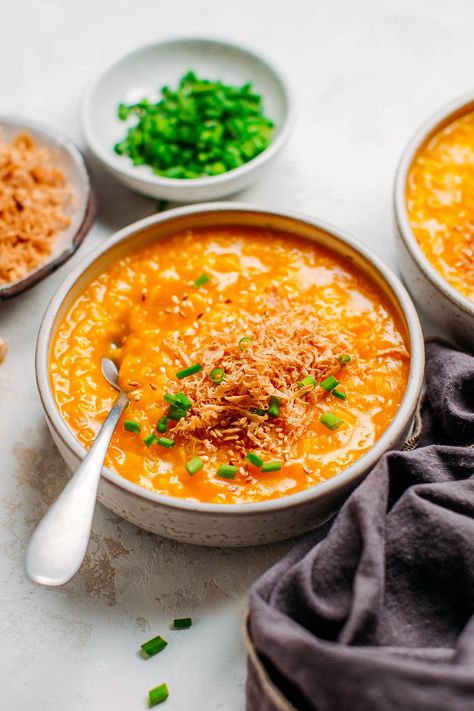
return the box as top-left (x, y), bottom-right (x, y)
top-left (25, 358), bottom-right (129, 586)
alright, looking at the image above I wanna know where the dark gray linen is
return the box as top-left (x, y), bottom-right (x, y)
top-left (246, 341), bottom-right (474, 711)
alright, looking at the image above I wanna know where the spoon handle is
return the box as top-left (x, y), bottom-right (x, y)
top-left (25, 391), bottom-right (129, 586)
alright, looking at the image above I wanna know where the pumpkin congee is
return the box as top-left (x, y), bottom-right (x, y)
top-left (50, 227), bottom-right (410, 504)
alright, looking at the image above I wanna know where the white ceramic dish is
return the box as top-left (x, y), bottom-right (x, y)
top-left (36, 203), bottom-right (424, 547)
top-left (0, 116), bottom-right (95, 300)
top-left (394, 92), bottom-right (474, 351)
top-left (82, 38), bottom-right (293, 202)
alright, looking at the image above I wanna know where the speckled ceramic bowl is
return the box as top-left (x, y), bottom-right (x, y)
top-left (0, 116), bottom-right (95, 300)
top-left (36, 204), bottom-right (424, 547)
top-left (394, 93), bottom-right (474, 351)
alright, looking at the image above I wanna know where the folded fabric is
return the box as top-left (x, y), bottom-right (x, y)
top-left (246, 341), bottom-right (474, 711)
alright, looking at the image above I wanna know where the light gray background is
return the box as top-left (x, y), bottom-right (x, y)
top-left (1, 0), bottom-right (472, 709)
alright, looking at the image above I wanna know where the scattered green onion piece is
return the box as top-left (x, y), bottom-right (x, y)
top-left (168, 404), bottom-right (187, 421)
top-left (175, 392), bottom-right (192, 409)
top-left (124, 419), bottom-right (140, 433)
top-left (144, 433), bottom-right (158, 447)
top-left (320, 375), bottom-right (339, 392)
top-left (176, 363), bottom-right (202, 379)
top-left (320, 412), bottom-right (344, 431)
top-left (172, 617), bottom-right (192, 629)
top-left (268, 396), bottom-right (281, 417)
top-left (148, 683), bottom-right (169, 707)
top-left (157, 417), bottom-right (170, 433)
top-left (261, 461), bottom-right (282, 473)
top-left (164, 393), bottom-right (178, 406)
top-left (238, 336), bottom-right (253, 350)
top-left (209, 367), bottom-right (225, 384)
top-left (246, 452), bottom-right (264, 467)
top-left (298, 375), bottom-right (317, 389)
top-left (217, 464), bottom-right (238, 479)
top-left (333, 388), bottom-right (347, 401)
top-left (185, 457), bottom-right (204, 475)
top-left (338, 354), bottom-right (351, 364)
top-left (250, 407), bottom-right (267, 416)
top-left (141, 635), bottom-right (168, 657)
top-left (157, 437), bottom-right (175, 449)
top-left (194, 273), bottom-right (210, 288)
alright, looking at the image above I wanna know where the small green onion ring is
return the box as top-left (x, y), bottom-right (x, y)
top-left (172, 617), bottom-right (192, 629)
top-left (144, 433), bottom-right (158, 447)
top-left (217, 464), bottom-right (238, 479)
top-left (209, 367), bottom-right (225, 384)
top-left (338, 354), bottom-right (351, 365)
top-left (261, 461), bottom-right (282, 473)
top-left (246, 452), bottom-right (264, 467)
top-left (320, 375), bottom-right (339, 392)
top-left (141, 635), bottom-right (168, 657)
top-left (124, 419), bottom-right (140, 433)
top-left (176, 363), bottom-right (202, 379)
top-left (333, 388), bottom-right (347, 401)
top-left (238, 336), bottom-right (253, 350)
top-left (157, 437), bottom-right (175, 448)
top-left (298, 375), bottom-right (317, 389)
top-left (320, 412), bottom-right (344, 430)
top-left (194, 273), bottom-right (210, 288)
top-left (148, 683), bottom-right (169, 707)
top-left (157, 417), bottom-right (169, 433)
top-left (268, 396), bottom-right (281, 417)
top-left (185, 457), bottom-right (204, 475)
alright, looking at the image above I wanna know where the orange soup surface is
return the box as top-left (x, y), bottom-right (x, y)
top-left (50, 227), bottom-right (410, 504)
top-left (406, 110), bottom-right (474, 301)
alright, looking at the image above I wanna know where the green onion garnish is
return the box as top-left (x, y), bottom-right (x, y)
top-left (157, 437), bottom-right (175, 448)
top-left (164, 393), bottom-right (178, 405)
top-left (298, 375), bottom-right (317, 389)
top-left (172, 617), bottom-right (192, 629)
top-left (148, 683), bottom-right (169, 707)
top-left (250, 407), bottom-right (267, 416)
top-left (168, 404), bottom-right (187, 421)
top-left (217, 464), bottom-right (238, 479)
top-left (333, 388), bottom-right (347, 401)
top-left (144, 433), bottom-right (158, 447)
top-left (194, 273), bottom-right (210, 288)
top-left (185, 457), bottom-right (204, 475)
top-left (176, 363), bottom-right (202, 379)
top-left (141, 635), bottom-right (168, 657)
top-left (320, 412), bottom-right (344, 430)
top-left (246, 452), bottom-right (264, 467)
top-left (124, 419), bottom-right (140, 433)
top-left (261, 461), bottom-right (282, 473)
top-left (238, 336), bottom-right (253, 350)
top-left (320, 375), bottom-right (339, 392)
top-left (338, 354), bottom-right (351, 364)
top-left (157, 416), bottom-right (169, 433)
top-left (209, 367), bottom-right (225, 384)
top-left (268, 396), bottom-right (281, 417)
top-left (175, 392), bottom-right (192, 408)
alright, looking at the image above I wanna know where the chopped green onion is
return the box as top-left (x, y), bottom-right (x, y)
top-left (298, 375), bottom-right (317, 389)
top-left (168, 404), bottom-right (187, 421)
top-left (175, 392), bottom-right (192, 408)
top-left (333, 388), bottom-right (347, 401)
top-left (172, 617), bottom-right (192, 629)
top-left (164, 393), bottom-right (178, 405)
top-left (320, 375), bottom-right (339, 392)
top-left (268, 396), bottom-right (281, 417)
top-left (209, 367), bottom-right (225, 384)
top-left (246, 452), bottom-right (264, 467)
top-left (124, 419), bottom-right (140, 433)
top-left (141, 635), bottom-right (168, 657)
top-left (194, 273), bottom-right (210, 288)
top-left (250, 407), bottom-right (267, 416)
top-left (157, 437), bottom-right (175, 448)
top-left (148, 683), bottom-right (169, 707)
top-left (144, 433), bottom-right (158, 447)
top-left (338, 354), bottom-right (351, 364)
top-left (262, 461), bottom-right (282, 473)
top-left (217, 464), bottom-right (238, 479)
top-left (320, 412), bottom-right (344, 430)
top-left (157, 417), bottom-right (169, 433)
top-left (185, 457), bottom-right (204, 475)
top-left (176, 363), bottom-right (202, 379)
top-left (238, 336), bottom-right (253, 350)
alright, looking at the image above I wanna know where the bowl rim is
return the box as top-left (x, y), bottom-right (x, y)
top-left (0, 114), bottom-right (96, 300)
top-left (36, 202), bottom-right (424, 516)
top-left (81, 35), bottom-right (294, 190)
top-left (393, 91), bottom-right (474, 317)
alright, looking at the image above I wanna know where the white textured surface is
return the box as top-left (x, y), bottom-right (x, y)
top-left (0, 1), bottom-right (472, 709)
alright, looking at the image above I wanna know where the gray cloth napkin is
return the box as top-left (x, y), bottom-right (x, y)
top-left (246, 341), bottom-right (474, 711)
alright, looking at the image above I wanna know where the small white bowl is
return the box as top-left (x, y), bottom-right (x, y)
top-left (0, 116), bottom-right (95, 300)
top-left (36, 203), bottom-right (424, 547)
top-left (82, 37), bottom-right (293, 202)
top-left (394, 92), bottom-right (474, 351)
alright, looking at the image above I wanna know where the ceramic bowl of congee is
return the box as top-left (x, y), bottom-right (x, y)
top-left (36, 203), bottom-right (424, 546)
top-left (394, 92), bottom-right (474, 351)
